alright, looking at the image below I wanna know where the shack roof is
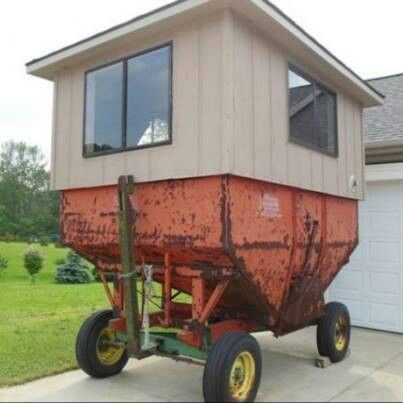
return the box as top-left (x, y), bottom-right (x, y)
top-left (26, 0), bottom-right (383, 107)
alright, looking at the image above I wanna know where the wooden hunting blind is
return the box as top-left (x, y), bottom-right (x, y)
top-left (27, 1), bottom-right (383, 401)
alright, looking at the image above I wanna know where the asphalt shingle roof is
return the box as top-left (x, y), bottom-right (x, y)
top-left (365, 73), bottom-right (403, 144)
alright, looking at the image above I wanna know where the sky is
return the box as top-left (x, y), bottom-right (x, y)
top-left (1, 0), bottom-right (402, 164)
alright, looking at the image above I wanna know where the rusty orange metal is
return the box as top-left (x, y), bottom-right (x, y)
top-left (61, 174), bottom-right (358, 345)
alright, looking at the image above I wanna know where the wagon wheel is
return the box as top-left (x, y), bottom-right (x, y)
top-left (317, 302), bottom-right (351, 363)
top-left (76, 310), bottom-right (129, 378)
top-left (203, 331), bottom-right (262, 403)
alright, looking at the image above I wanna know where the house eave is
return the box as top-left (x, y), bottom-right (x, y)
top-left (366, 140), bottom-right (403, 165)
top-left (26, 0), bottom-right (383, 108)
top-left (26, 0), bottom-right (220, 79)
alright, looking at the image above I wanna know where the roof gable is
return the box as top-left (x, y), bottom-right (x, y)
top-left (26, 0), bottom-right (383, 108)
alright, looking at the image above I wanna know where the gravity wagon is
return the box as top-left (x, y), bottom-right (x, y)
top-left (27, 0), bottom-right (383, 401)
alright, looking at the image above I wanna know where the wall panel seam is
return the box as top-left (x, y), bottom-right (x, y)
top-left (197, 23), bottom-right (203, 175)
top-left (67, 70), bottom-right (73, 189)
top-left (51, 76), bottom-right (59, 190)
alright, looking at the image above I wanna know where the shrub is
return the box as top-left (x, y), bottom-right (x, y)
top-left (0, 254), bottom-right (8, 276)
top-left (55, 251), bottom-right (92, 284)
top-left (38, 235), bottom-right (49, 247)
top-left (48, 234), bottom-right (60, 243)
top-left (92, 267), bottom-right (115, 283)
top-left (27, 236), bottom-right (37, 244)
top-left (0, 233), bottom-right (15, 243)
top-left (54, 257), bottom-right (66, 266)
top-left (24, 247), bottom-right (44, 283)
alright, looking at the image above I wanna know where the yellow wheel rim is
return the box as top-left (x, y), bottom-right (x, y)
top-left (229, 351), bottom-right (256, 401)
top-left (335, 315), bottom-right (348, 351)
top-left (96, 326), bottom-right (125, 366)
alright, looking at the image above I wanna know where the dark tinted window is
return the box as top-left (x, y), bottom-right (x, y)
top-left (83, 44), bottom-right (172, 157)
top-left (127, 46), bottom-right (171, 147)
top-left (288, 67), bottom-right (338, 156)
top-left (289, 70), bottom-right (315, 148)
top-left (316, 84), bottom-right (338, 154)
top-left (84, 62), bottom-right (123, 154)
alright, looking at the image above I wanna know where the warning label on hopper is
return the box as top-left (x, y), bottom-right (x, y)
top-left (260, 194), bottom-right (282, 219)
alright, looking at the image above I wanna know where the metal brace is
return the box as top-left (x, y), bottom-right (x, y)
top-left (142, 264), bottom-right (157, 350)
top-left (120, 272), bottom-right (137, 279)
top-left (119, 265), bottom-right (142, 280)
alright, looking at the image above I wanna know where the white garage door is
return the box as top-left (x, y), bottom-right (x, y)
top-left (329, 180), bottom-right (403, 333)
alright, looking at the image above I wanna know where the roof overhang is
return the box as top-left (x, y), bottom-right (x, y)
top-left (366, 140), bottom-right (403, 164)
top-left (366, 162), bottom-right (403, 182)
top-left (26, 0), bottom-right (384, 108)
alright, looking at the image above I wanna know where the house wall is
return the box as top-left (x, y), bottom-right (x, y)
top-left (51, 10), bottom-right (365, 200)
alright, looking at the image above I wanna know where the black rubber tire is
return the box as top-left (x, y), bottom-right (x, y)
top-left (317, 302), bottom-right (351, 363)
top-left (76, 310), bottom-right (129, 378)
top-left (203, 331), bottom-right (262, 403)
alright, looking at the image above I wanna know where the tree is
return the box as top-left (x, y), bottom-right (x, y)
top-left (0, 141), bottom-right (59, 240)
top-left (55, 251), bottom-right (92, 284)
top-left (0, 205), bottom-right (6, 232)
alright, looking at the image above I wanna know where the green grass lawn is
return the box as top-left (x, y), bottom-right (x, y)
top-left (0, 242), bottom-right (107, 387)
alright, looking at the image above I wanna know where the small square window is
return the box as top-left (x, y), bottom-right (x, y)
top-left (288, 66), bottom-right (338, 156)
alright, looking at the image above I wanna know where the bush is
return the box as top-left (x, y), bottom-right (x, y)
top-left (48, 234), bottom-right (60, 243)
top-left (0, 233), bottom-right (15, 243)
top-left (54, 257), bottom-right (66, 266)
top-left (92, 267), bottom-right (115, 283)
top-left (38, 235), bottom-right (49, 247)
top-left (27, 236), bottom-right (37, 244)
top-left (55, 251), bottom-right (92, 284)
top-left (0, 254), bottom-right (8, 276)
top-left (24, 247), bottom-right (44, 283)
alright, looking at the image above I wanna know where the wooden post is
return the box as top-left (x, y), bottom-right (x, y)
top-left (118, 175), bottom-right (141, 356)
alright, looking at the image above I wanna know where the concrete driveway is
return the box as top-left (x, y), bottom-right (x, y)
top-left (1, 327), bottom-right (403, 402)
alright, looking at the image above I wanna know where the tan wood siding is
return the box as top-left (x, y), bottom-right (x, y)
top-left (52, 13), bottom-right (226, 190)
top-left (199, 16), bottom-right (223, 175)
top-left (233, 18), bottom-right (254, 177)
top-left (229, 14), bottom-right (364, 199)
top-left (269, 45), bottom-right (289, 185)
top-left (221, 10), bottom-right (235, 174)
top-left (50, 75), bottom-right (58, 190)
top-left (51, 11), bottom-right (365, 200)
top-left (252, 31), bottom-right (271, 180)
top-left (53, 70), bottom-right (72, 190)
top-left (337, 94), bottom-right (348, 196)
